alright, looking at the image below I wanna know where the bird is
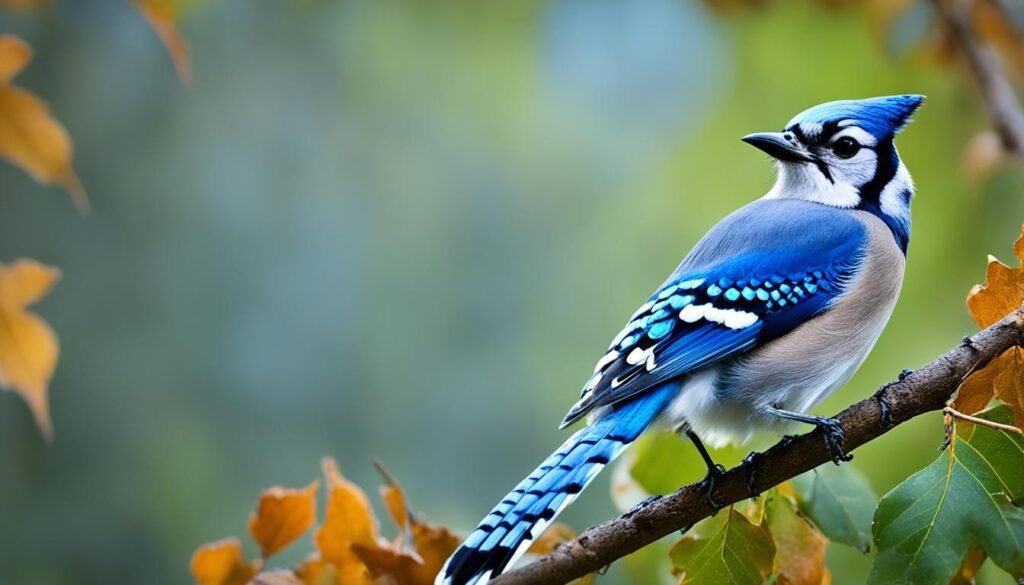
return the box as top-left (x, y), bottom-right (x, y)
top-left (436, 94), bottom-right (924, 585)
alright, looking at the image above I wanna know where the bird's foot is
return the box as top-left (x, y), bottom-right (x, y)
top-left (701, 464), bottom-right (728, 514)
top-left (817, 417), bottom-right (853, 464)
top-left (874, 388), bottom-right (894, 430)
top-left (741, 452), bottom-right (761, 499)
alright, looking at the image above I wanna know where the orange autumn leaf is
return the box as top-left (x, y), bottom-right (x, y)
top-left (349, 461), bottom-right (460, 585)
top-left (248, 480), bottom-right (319, 559)
top-left (0, 258), bottom-right (60, 440)
top-left (314, 457), bottom-right (380, 585)
top-left (955, 225), bottom-right (1024, 426)
top-left (0, 35), bottom-right (88, 211)
top-left (133, 0), bottom-right (192, 84)
top-left (767, 486), bottom-right (829, 585)
top-left (190, 537), bottom-right (258, 585)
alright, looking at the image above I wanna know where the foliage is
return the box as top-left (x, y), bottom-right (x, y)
top-left (790, 463), bottom-right (876, 553)
top-left (670, 507), bottom-right (775, 585)
top-left (0, 0), bottom-right (192, 439)
top-left (954, 225), bottom-right (1024, 424)
top-left (0, 259), bottom-right (60, 440)
top-left (871, 406), bottom-right (1024, 584)
top-left (191, 457), bottom-right (466, 585)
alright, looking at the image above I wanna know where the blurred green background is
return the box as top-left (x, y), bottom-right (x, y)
top-left (1, 1), bottom-right (1022, 583)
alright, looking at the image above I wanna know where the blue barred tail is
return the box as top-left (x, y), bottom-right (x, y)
top-left (436, 384), bottom-right (678, 585)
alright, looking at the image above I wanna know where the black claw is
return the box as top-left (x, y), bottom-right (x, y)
top-left (702, 464), bottom-right (727, 513)
top-left (898, 368), bottom-right (914, 380)
top-left (818, 417), bottom-right (853, 464)
top-left (875, 388), bottom-right (894, 429)
top-left (741, 452), bottom-right (761, 498)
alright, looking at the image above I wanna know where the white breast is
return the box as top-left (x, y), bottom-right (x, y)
top-left (664, 211), bottom-right (905, 448)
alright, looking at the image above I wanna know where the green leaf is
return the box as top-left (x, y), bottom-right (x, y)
top-left (670, 508), bottom-right (775, 585)
top-left (630, 430), bottom-right (747, 496)
top-left (791, 463), bottom-right (877, 552)
top-left (869, 406), bottom-right (1024, 584)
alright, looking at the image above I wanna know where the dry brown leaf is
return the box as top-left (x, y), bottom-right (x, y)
top-left (190, 537), bottom-right (259, 585)
top-left (133, 0), bottom-right (192, 84)
top-left (0, 35), bottom-right (88, 211)
top-left (967, 241), bottom-right (1024, 330)
top-left (248, 481), bottom-right (319, 559)
top-left (956, 226), bottom-right (1024, 425)
top-left (0, 259), bottom-right (60, 440)
top-left (768, 486), bottom-right (829, 585)
top-left (314, 457), bottom-right (380, 585)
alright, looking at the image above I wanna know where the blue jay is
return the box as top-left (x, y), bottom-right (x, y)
top-left (437, 95), bottom-right (923, 585)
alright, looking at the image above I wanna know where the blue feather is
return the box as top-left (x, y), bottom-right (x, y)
top-left (437, 383), bottom-right (679, 585)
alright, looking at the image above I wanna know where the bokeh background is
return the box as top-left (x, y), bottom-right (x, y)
top-left (1, 1), bottom-right (1023, 583)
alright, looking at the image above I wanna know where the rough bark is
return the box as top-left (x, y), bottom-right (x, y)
top-left (492, 310), bottom-right (1024, 585)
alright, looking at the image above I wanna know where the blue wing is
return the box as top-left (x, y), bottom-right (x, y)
top-left (560, 199), bottom-right (869, 427)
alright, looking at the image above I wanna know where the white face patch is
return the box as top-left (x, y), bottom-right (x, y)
top-left (879, 160), bottom-right (914, 221)
top-left (764, 124), bottom-right (879, 209)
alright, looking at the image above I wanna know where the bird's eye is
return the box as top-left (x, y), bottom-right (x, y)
top-left (832, 136), bottom-right (860, 159)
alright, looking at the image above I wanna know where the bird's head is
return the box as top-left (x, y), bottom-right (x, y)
top-left (744, 95), bottom-right (924, 250)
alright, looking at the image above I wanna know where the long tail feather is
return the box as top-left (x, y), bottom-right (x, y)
top-left (436, 384), bottom-right (677, 585)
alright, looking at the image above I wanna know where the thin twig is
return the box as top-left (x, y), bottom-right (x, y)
top-left (492, 309), bottom-right (1024, 585)
top-left (936, 0), bottom-right (1024, 158)
top-left (944, 405), bottom-right (1024, 433)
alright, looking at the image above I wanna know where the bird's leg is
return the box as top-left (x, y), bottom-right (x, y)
top-left (767, 405), bottom-right (852, 465)
top-left (684, 428), bottom-right (727, 513)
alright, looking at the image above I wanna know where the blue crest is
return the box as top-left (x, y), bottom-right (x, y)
top-left (787, 95), bottom-right (925, 139)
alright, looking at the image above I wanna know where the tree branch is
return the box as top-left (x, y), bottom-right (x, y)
top-left (492, 309), bottom-right (1024, 585)
top-left (937, 0), bottom-right (1024, 158)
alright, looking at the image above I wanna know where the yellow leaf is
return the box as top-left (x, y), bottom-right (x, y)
top-left (189, 537), bottom-right (258, 585)
top-left (133, 0), bottom-right (192, 84)
top-left (0, 35), bottom-right (87, 211)
top-left (0, 36), bottom-right (31, 83)
top-left (314, 457), bottom-right (379, 585)
top-left (0, 259), bottom-right (60, 440)
top-left (248, 481), bottom-right (319, 559)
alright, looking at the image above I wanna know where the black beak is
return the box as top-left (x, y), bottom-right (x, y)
top-left (742, 132), bottom-right (813, 163)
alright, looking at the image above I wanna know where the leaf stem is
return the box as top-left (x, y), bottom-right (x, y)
top-left (943, 406), bottom-right (1024, 434)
